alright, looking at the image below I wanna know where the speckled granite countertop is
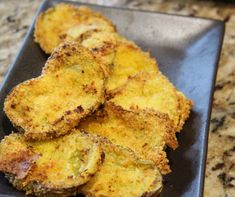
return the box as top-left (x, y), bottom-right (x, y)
top-left (0, 0), bottom-right (234, 196)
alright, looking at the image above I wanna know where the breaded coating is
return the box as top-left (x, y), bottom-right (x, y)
top-left (81, 31), bottom-right (121, 67)
top-left (80, 134), bottom-right (162, 197)
top-left (34, 3), bottom-right (118, 68)
top-left (4, 42), bottom-right (105, 140)
top-left (0, 131), bottom-right (102, 196)
top-left (79, 103), bottom-right (178, 174)
top-left (34, 4), bottom-right (160, 78)
top-left (0, 134), bottom-right (38, 180)
top-left (105, 42), bottom-right (159, 91)
top-left (0, 131), bottom-right (162, 196)
top-left (108, 72), bottom-right (192, 132)
top-left (34, 3), bottom-right (115, 54)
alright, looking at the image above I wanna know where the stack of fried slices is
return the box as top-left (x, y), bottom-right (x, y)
top-left (0, 4), bottom-right (192, 197)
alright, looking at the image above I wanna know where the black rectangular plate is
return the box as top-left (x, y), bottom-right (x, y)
top-left (0, 0), bottom-right (224, 196)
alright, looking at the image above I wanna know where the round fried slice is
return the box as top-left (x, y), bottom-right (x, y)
top-left (0, 131), bottom-right (102, 196)
top-left (108, 72), bottom-right (192, 132)
top-left (79, 103), bottom-right (178, 174)
top-left (80, 135), bottom-right (162, 197)
top-left (105, 42), bottom-right (159, 91)
top-left (4, 42), bottom-right (105, 140)
top-left (34, 3), bottom-right (116, 54)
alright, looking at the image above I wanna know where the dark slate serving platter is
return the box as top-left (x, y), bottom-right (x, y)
top-left (0, 0), bottom-right (224, 196)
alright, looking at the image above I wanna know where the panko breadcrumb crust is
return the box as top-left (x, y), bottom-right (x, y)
top-left (34, 3), bottom-right (116, 54)
top-left (78, 132), bottom-right (163, 197)
top-left (108, 72), bottom-right (192, 132)
top-left (0, 131), bottom-right (103, 196)
top-left (4, 42), bottom-right (105, 141)
top-left (0, 3), bottom-right (193, 196)
top-left (79, 102), bottom-right (178, 174)
top-left (0, 131), bottom-right (163, 197)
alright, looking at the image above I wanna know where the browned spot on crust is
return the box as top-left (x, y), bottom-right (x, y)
top-left (59, 34), bottom-right (67, 40)
top-left (82, 82), bottom-right (97, 95)
top-left (92, 41), bottom-right (116, 56)
top-left (1, 132), bottom-right (103, 196)
top-left (100, 151), bottom-right (105, 163)
top-left (11, 104), bottom-right (16, 109)
top-left (65, 110), bottom-right (71, 115)
top-left (74, 106), bottom-right (84, 113)
top-left (0, 150), bottom-right (39, 179)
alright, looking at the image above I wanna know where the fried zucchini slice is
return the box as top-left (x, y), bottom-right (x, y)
top-left (80, 135), bottom-right (162, 197)
top-left (0, 131), bottom-right (102, 196)
top-left (108, 72), bottom-right (192, 132)
top-left (34, 3), bottom-right (116, 54)
top-left (4, 42), bottom-right (105, 140)
top-left (79, 103), bottom-right (178, 174)
top-left (34, 4), bottom-right (160, 77)
top-left (105, 42), bottom-right (159, 91)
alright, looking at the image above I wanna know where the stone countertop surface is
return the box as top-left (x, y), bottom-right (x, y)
top-left (0, 0), bottom-right (234, 196)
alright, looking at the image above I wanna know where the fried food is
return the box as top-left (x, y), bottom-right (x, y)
top-left (80, 135), bottom-right (162, 197)
top-left (34, 4), bottom-right (161, 79)
top-left (35, 3), bottom-right (116, 54)
top-left (0, 131), bottom-right (162, 197)
top-left (4, 42), bottom-right (105, 140)
top-left (34, 3), bottom-right (119, 68)
top-left (1, 4), bottom-right (193, 196)
top-left (81, 31), bottom-right (121, 68)
top-left (105, 42), bottom-right (159, 91)
top-left (108, 72), bottom-right (192, 132)
top-left (79, 103), bottom-right (178, 174)
top-left (0, 131), bottom-right (102, 196)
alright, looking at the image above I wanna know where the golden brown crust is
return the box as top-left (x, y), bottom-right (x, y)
top-left (34, 3), bottom-right (121, 75)
top-left (4, 42), bottom-right (105, 141)
top-left (175, 92), bottom-right (193, 132)
top-left (108, 71), bottom-right (192, 132)
top-left (107, 102), bottom-right (178, 150)
top-left (0, 4), bottom-right (194, 196)
top-left (79, 102), bottom-right (178, 174)
top-left (0, 151), bottom-right (39, 179)
top-left (34, 3), bottom-right (162, 82)
top-left (0, 134), bottom-right (39, 179)
top-left (79, 132), bottom-right (163, 197)
top-left (105, 42), bottom-right (159, 91)
top-left (34, 3), bottom-right (116, 54)
top-left (1, 131), bottom-right (162, 196)
top-left (0, 131), bottom-right (103, 196)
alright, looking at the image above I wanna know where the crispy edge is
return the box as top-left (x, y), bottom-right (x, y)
top-left (79, 131), bottom-right (163, 196)
top-left (106, 102), bottom-right (177, 174)
top-left (4, 42), bottom-right (105, 141)
top-left (3, 132), bottom-right (104, 196)
top-left (107, 71), bottom-right (192, 132)
top-left (175, 92), bottom-right (193, 132)
top-left (43, 40), bottom-right (109, 78)
top-left (42, 41), bottom-right (105, 75)
top-left (5, 87), bottom-right (103, 141)
top-left (77, 6), bottom-right (116, 31)
top-left (0, 134), bottom-right (39, 180)
top-left (81, 102), bottom-right (177, 174)
top-left (107, 102), bottom-right (178, 150)
top-left (34, 3), bottom-right (116, 54)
